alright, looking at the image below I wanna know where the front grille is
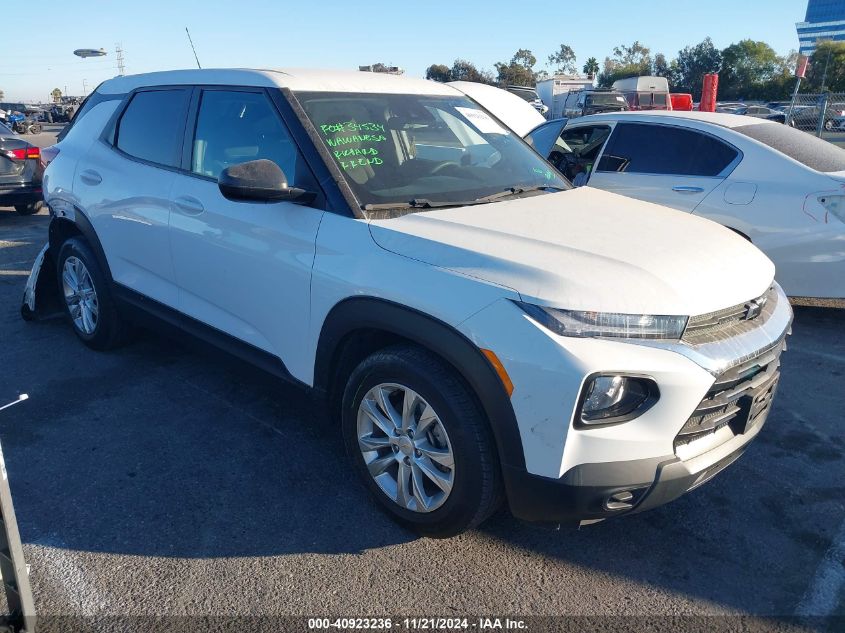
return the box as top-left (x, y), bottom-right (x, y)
top-left (683, 286), bottom-right (777, 345)
top-left (675, 336), bottom-right (785, 450)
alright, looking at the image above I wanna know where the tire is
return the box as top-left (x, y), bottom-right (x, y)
top-left (14, 201), bottom-right (42, 216)
top-left (56, 237), bottom-right (129, 350)
top-left (825, 119), bottom-right (834, 131)
top-left (29, 123), bottom-right (42, 134)
top-left (341, 344), bottom-right (502, 537)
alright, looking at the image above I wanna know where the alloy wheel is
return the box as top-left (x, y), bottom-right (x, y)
top-left (61, 256), bottom-right (99, 335)
top-left (356, 383), bottom-right (455, 513)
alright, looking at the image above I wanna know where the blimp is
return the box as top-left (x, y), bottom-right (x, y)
top-left (73, 48), bottom-right (107, 59)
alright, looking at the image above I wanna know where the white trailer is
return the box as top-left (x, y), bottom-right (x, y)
top-left (611, 76), bottom-right (671, 110)
top-left (536, 75), bottom-right (594, 119)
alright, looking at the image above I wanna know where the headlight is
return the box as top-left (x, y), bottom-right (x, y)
top-left (515, 302), bottom-right (688, 339)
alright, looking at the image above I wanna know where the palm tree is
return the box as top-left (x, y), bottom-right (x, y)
top-left (583, 57), bottom-right (600, 79)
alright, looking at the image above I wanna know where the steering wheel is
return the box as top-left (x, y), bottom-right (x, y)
top-left (429, 161), bottom-right (463, 176)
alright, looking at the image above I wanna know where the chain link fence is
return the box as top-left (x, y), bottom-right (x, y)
top-left (783, 93), bottom-right (845, 141)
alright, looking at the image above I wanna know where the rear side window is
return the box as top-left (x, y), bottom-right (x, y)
top-left (733, 122), bottom-right (845, 172)
top-left (597, 122), bottom-right (738, 176)
top-left (115, 89), bottom-right (190, 167)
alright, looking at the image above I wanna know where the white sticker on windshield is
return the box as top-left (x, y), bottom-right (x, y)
top-left (455, 107), bottom-right (509, 135)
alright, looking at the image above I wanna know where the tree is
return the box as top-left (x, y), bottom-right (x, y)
top-left (548, 44), bottom-right (577, 74)
top-left (597, 41), bottom-right (653, 87)
top-left (805, 40), bottom-right (845, 91)
top-left (425, 64), bottom-right (452, 83)
top-left (51, 88), bottom-right (63, 103)
top-left (582, 57), bottom-right (599, 78)
top-left (449, 59), bottom-right (494, 84)
top-left (612, 41), bottom-right (652, 67)
top-left (675, 37), bottom-right (722, 99)
top-left (495, 49), bottom-right (538, 86)
top-left (719, 40), bottom-right (780, 99)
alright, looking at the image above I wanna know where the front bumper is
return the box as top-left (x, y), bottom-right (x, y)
top-left (505, 391), bottom-right (772, 525)
top-left (459, 283), bottom-right (792, 525)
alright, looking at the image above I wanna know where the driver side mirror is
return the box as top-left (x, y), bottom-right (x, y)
top-left (218, 159), bottom-right (316, 204)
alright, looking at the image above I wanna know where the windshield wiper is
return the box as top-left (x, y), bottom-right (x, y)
top-left (363, 198), bottom-right (471, 212)
top-left (472, 185), bottom-right (567, 204)
top-left (362, 186), bottom-right (567, 213)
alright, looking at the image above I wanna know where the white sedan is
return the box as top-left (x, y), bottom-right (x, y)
top-left (453, 82), bottom-right (845, 299)
top-left (533, 111), bottom-right (845, 299)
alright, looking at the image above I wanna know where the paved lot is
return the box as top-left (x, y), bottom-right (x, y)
top-left (0, 128), bottom-right (843, 632)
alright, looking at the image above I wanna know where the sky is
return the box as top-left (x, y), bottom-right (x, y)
top-left (0, 0), bottom-right (810, 102)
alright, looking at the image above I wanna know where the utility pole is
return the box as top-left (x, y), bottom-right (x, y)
top-left (115, 43), bottom-right (126, 76)
top-left (82, 79), bottom-right (88, 96)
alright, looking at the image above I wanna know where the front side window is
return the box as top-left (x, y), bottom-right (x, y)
top-left (115, 89), bottom-right (190, 167)
top-left (597, 122), bottom-right (738, 176)
top-left (191, 90), bottom-right (306, 184)
top-left (294, 91), bottom-right (569, 210)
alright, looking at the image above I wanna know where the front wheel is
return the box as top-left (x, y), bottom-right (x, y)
top-left (29, 123), bottom-right (42, 134)
top-left (341, 344), bottom-right (502, 537)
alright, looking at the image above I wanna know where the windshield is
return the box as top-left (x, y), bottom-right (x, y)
top-left (586, 93), bottom-right (626, 106)
top-left (294, 91), bottom-right (569, 210)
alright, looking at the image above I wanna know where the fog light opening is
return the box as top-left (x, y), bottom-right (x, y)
top-left (577, 375), bottom-right (659, 427)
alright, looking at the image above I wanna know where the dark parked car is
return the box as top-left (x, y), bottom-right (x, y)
top-left (788, 102), bottom-right (845, 131)
top-left (0, 122), bottom-right (44, 215)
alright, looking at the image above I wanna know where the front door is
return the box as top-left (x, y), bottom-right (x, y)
top-left (168, 88), bottom-right (325, 372)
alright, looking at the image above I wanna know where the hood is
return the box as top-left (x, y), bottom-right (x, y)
top-left (448, 81), bottom-right (546, 137)
top-left (368, 188), bottom-right (775, 316)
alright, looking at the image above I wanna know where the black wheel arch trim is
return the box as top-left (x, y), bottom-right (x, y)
top-left (48, 204), bottom-right (113, 283)
top-left (314, 296), bottom-right (527, 472)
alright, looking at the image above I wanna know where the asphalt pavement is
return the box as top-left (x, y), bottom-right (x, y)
top-left (0, 126), bottom-right (843, 632)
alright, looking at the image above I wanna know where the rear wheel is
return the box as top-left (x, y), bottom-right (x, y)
top-left (14, 201), bottom-right (42, 216)
top-left (56, 237), bottom-right (129, 350)
top-left (341, 344), bottom-right (502, 537)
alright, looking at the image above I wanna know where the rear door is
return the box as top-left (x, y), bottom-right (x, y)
top-left (587, 121), bottom-right (740, 211)
top-left (74, 87), bottom-right (191, 307)
top-left (168, 87), bottom-right (325, 365)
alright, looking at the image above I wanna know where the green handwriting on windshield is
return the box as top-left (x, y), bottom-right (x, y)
top-left (320, 121), bottom-right (388, 172)
top-left (321, 121), bottom-right (385, 134)
top-left (532, 166), bottom-right (554, 181)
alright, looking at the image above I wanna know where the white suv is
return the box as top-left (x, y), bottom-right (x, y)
top-left (26, 69), bottom-right (792, 537)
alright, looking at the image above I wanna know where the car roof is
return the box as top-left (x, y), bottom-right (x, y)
top-left (97, 68), bottom-right (459, 96)
top-left (573, 109), bottom-right (773, 130)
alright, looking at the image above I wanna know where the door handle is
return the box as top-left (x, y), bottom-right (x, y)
top-left (172, 196), bottom-right (205, 216)
top-left (672, 186), bottom-right (704, 194)
top-left (79, 169), bottom-right (102, 186)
